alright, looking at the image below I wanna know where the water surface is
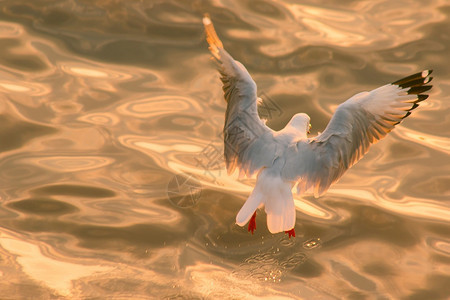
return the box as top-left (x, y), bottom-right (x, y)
top-left (0, 0), bottom-right (449, 299)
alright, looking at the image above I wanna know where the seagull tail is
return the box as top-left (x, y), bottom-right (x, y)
top-left (203, 14), bottom-right (223, 60)
top-left (264, 178), bottom-right (296, 234)
top-left (236, 168), bottom-right (296, 234)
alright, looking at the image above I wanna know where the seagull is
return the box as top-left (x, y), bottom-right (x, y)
top-left (203, 15), bottom-right (433, 238)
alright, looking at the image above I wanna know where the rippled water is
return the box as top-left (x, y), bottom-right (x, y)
top-left (0, 0), bottom-right (449, 299)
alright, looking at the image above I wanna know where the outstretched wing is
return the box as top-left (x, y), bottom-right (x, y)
top-left (203, 15), bottom-right (279, 176)
top-left (282, 70), bottom-right (433, 197)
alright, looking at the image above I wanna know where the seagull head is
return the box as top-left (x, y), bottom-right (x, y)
top-left (287, 113), bottom-right (311, 135)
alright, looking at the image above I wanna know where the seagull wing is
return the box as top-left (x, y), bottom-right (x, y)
top-left (203, 15), bottom-right (279, 176)
top-left (282, 70), bottom-right (433, 197)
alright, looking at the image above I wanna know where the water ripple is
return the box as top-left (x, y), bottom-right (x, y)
top-left (0, 0), bottom-right (448, 298)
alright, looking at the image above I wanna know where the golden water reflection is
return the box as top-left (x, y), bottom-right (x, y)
top-left (0, 0), bottom-right (449, 298)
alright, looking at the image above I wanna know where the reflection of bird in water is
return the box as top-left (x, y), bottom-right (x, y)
top-left (203, 15), bottom-right (433, 238)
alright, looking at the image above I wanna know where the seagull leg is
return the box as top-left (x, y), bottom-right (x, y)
top-left (285, 228), bottom-right (295, 239)
top-left (248, 211), bottom-right (257, 234)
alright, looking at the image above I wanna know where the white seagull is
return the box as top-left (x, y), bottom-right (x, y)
top-left (203, 15), bottom-right (433, 238)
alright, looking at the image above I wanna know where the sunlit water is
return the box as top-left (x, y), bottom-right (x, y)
top-left (0, 0), bottom-right (449, 299)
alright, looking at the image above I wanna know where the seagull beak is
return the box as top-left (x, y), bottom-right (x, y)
top-left (307, 124), bottom-right (311, 134)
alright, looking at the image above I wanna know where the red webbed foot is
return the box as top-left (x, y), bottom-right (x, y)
top-left (248, 211), bottom-right (257, 234)
top-left (285, 228), bottom-right (295, 239)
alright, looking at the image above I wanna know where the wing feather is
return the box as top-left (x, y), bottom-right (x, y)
top-left (203, 15), bottom-right (278, 176)
top-left (282, 70), bottom-right (433, 197)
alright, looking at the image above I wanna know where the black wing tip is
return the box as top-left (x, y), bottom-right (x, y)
top-left (415, 94), bottom-right (429, 103)
top-left (399, 91), bottom-right (430, 121)
top-left (408, 85), bottom-right (433, 94)
top-left (392, 70), bottom-right (433, 122)
top-left (391, 69), bottom-right (433, 86)
top-left (394, 70), bottom-right (433, 102)
top-left (402, 111), bottom-right (412, 119)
